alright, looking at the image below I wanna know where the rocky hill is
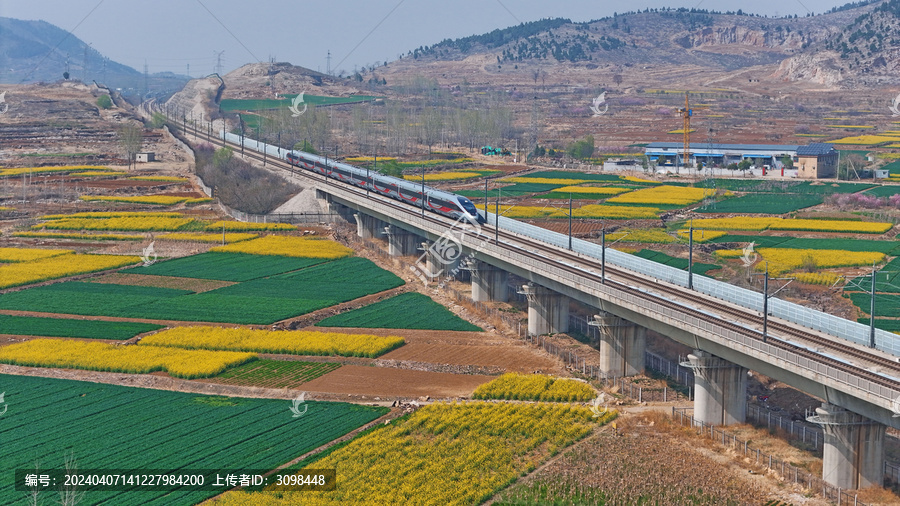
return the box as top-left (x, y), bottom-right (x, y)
top-left (407, 1), bottom-right (896, 88)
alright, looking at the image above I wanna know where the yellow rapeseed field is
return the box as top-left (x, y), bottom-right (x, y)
top-left (676, 229), bottom-right (728, 242)
top-left (0, 165), bottom-right (117, 177)
top-left (619, 176), bottom-right (659, 184)
top-left (606, 185), bottom-right (714, 206)
top-left (128, 176), bottom-right (189, 182)
top-left (37, 216), bottom-right (195, 232)
top-left (0, 339), bottom-right (256, 379)
top-left (157, 232), bottom-right (258, 244)
top-left (691, 217), bottom-right (892, 234)
top-left (553, 185), bottom-right (631, 196)
top-left (0, 247), bottom-right (73, 263)
top-left (204, 221), bottom-right (297, 232)
top-left (475, 204), bottom-right (659, 219)
top-left (213, 401), bottom-right (615, 506)
top-left (41, 211), bottom-right (185, 219)
top-left (210, 235), bottom-right (353, 258)
top-left (403, 171), bottom-right (483, 182)
top-left (790, 272), bottom-right (843, 286)
top-left (74, 171), bottom-right (128, 177)
top-left (606, 228), bottom-right (677, 243)
top-left (472, 373), bottom-right (596, 402)
top-left (140, 326), bottom-right (404, 358)
top-left (826, 135), bottom-right (900, 145)
top-left (754, 248), bottom-right (884, 275)
top-left (501, 177), bottom-right (596, 185)
top-left (79, 195), bottom-right (212, 205)
top-left (12, 231), bottom-right (142, 241)
top-left (0, 253), bottom-right (141, 289)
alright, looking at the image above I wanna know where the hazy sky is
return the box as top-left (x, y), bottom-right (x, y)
top-left (0, 0), bottom-right (855, 76)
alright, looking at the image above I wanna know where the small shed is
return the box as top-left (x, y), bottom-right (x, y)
top-left (796, 143), bottom-right (838, 179)
top-left (135, 152), bottom-right (156, 163)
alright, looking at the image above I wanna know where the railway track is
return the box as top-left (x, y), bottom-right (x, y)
top-left (176, 121), bottom-right (900, 397)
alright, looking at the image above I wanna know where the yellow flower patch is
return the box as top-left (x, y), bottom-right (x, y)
top-left (472, 373), bottom-right (596, 401)
top-left (619, 176), bottom-right (659, 184)
top-left (210, 235), bottom-right (352, 258)
top-left (607, 228), bottom-right (677, 243)
top-left (692, 217), bottom-right (892, 234)
top-left (0, 165), bottom-right (117, 177)
top-left (790, 272), bottom-right (842, 285)
top-left (554, 185), bottom-right (631, 195)
top-left (0, 247), bottom-right (73, 263)
top-left (476, 204), bottom-right (659, 219)
top-left (0, 253), bottom-right (141, 289)
top-left (216, 402), bottom-right (613, 506)
top-left (140, 326), bottom-right (403, 358)
top-left (606, 185), bottom-right (714, 206)
top-left (403, 171), bottom-right (483, 182)
top-left (204, 221), bottom-right (297, 232)
top-left (826, 135), bottom-right (900, 145)
top-left (501, 177), bottom-right (596, 185)
top-left (80, 195), bottom-right (213, 205)
top-left (755, 248), bottom-right (884, 275)
top-left (676, 229), bottom-right (728, 242)
top-left (0, 339), bottom-right (256, 379)
top-left (12, 231), bottom-right (142, 241)
top-left (37, 216), bottom-right (195, 232)
top-left (157, 232), bottom-right (258, 244)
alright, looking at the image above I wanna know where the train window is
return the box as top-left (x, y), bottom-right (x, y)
top-left (459, 198), bottom-right (478, 214)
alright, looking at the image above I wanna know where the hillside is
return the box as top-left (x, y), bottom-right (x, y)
top-left (405, 2), bottom-right (895, 88)
top-left (0, 17), bottom-right (188, 96)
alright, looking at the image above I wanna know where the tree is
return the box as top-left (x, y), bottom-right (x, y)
top-left (96, 94), bottom-right (112, 109)
top-left (117, 123), bottom-right (143, 170)
top-left (567, 135), bottom-right (595, 160)
top-left (780, 154), bottom-right (794, 169)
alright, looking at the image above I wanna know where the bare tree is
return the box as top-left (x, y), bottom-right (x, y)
top-left (117, 123), bottom-right (143, 170)
top-left (58, 452), bottom-right (84, 506)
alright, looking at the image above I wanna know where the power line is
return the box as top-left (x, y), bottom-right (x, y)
top-left (19, 0), bottom-right (105, 83)
top-left (194, 0), bottom-right (261, 65)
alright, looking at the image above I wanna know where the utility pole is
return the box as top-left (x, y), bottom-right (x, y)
top-left (83, 43), bottom-right (90, 82)
top-left (677, 92), bottom-right (692, 174)
top-left (568, 194), bottom-right (573, 250)
top-left (601, 228), bottom-right (606, 284)
top-left (870, 263), bottom-right (877, 348)
top-left (763, 265), bottom-right (769, 342)
top-left (687, 221), bottom-right (694, 290)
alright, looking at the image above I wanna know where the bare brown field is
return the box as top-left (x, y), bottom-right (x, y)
top-left (300, 364), bottom-right (492, 399)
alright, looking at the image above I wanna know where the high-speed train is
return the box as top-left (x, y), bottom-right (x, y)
top-left (285, 150), bottom-right (485, 224)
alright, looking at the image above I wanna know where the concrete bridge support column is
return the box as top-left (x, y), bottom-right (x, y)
top-left (464, 259), bottom-right (509, 302)
top-left (811, 403), bottom-right (886, 490)
top-left (520, 283), bottom-right (569, 336)
top-left (686, 350), bottom-right (748, 426)
top-left (383, 225), bottom-right (420, 257)
top-left (354, 213), bottom-right (385, 240)
top-left (591, 313), bottom-right (646, 377)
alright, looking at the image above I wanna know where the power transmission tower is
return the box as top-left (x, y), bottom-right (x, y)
top-left (677, 92), bottom-right (692, 174)
top-left (214, 50), bottom-right (225, 75)
top-left (82, 43), bottom-right (90, 82)
top-left (186, 63), bottom-right (190, 78)
top-left (326, 50), bottom-right (331, 76)
top-left (143, 61), bottom-right (149, 97)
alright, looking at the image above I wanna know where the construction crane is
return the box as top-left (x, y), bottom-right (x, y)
top-left (677, 92), bottom-right (692, 173)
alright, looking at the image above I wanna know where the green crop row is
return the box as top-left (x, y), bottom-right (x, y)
top-left (213, 359), bottom-right (340, 388)
top-left (317, 292), bottom-right (482, 331)
top-left (0, 315), bottom-right (161, 340)
top-left (134, 252), bottom-right (328, 282)
top-left (0, 373), bottom-right (386, 505)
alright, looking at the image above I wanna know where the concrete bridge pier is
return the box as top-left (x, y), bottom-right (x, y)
top-left (590, 313), bottom-right (646, 377)
top-left (519, 283), bottom-right (569, 336)
top-left (383, 225), bottom-right (420, 257)
top-left (463, 259), bottom-right (509, 302)
top-left (354, 213), bottom-right (386, 240)
top-left (685, 350), bottom-right (748, 426)
top-left (809, 403), bottom-right (886, 490)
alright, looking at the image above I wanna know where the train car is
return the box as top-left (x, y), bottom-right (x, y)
top-left (285, 151), bottom-right (485, 224)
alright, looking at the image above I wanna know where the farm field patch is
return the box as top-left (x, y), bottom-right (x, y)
top-left (634, 249), bottom-right (719, 275)
top-left (378, 342), bottom-right (555, 372)
top-left (709, 235), bottom-right (900, 254)
top-left (472, 373), bottom-right (596, 402)
top-left (0, 374), bottom-right (386, 506)
top-left (209, 235), bottom-right (353, 259)
top-left (133, 252), bottom-right (327, 282)
top-left (697, 193), bottom-right (824, 214)
top-left (208, 359), bottom-right (341, 388)
top-left (0, 252), bottom-right (141, 289)
top-left (691, 217), bottom-right (893, 234)
top-left (0, 314), bottom-right (162, 340)
top-left (141, 326), bottom-right (405, 358)
top-left (0, 338), bottom-right (256, 378)
top-left (215, 402), bottom-right (614, 506)
top-left (316, 292), bottom-right (482, 331)
top-left (299, 364), bottom-right (491, 398)
top-left (0, 257), bottom-right (404, 325)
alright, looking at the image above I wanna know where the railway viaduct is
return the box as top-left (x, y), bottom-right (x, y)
top-left (184, 126), bottom-right (900, 491)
